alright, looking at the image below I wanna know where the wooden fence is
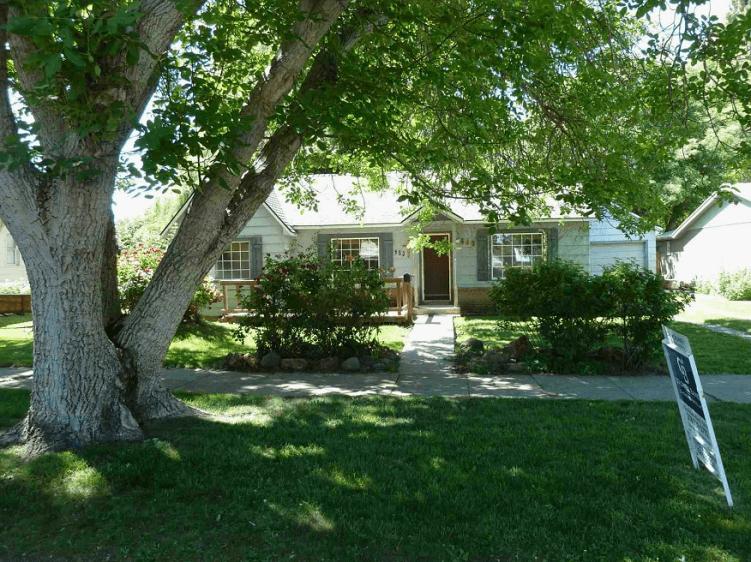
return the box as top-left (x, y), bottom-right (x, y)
top-left (218, 275), bottom-right (415, 324)
top-left (0, 295), bottom-right (31, 314)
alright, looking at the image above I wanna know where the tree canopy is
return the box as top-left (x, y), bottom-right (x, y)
top-left (7, 1), bottom-right (697, 230)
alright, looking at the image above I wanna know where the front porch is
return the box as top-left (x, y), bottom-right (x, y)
top-left (216, 276), bottom-right (416, 325)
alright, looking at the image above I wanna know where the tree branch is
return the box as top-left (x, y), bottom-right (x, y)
top-left (115, 0), bottom-right (351, 371)
top-left (223, 7), bottom-right (384, 224)
top-left (0, 3), bottom-right (40, 235)
top-left (113, 0), bottom-right (208, 148)
top-left (0, 3), bottom-right (18, 143)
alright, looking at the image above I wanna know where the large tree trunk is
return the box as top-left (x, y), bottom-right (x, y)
top-left (5, 165), bottom-right (143, 454)
top-left (0, 0), bottom-right (350, 454)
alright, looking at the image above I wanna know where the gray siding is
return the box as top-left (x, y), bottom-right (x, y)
top-left (204, 205), bottom-right (295, 316)
top-left (455, 221), bottom-right (590, 288)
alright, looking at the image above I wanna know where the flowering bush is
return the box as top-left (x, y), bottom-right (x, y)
top-left (234, 252), bottom-right (389, 358)
top-left (118, 245), bottom-right (220, 323)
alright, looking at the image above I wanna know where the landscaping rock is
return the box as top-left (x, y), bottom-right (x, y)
top-left (459, 337), bottom-right (485, 354)
top-left (223, 353), bottom-right (257, 372)
top-left (591, 346), bottom-right (626, 365)
top-left (503, 335), bottom-right (531, 361)
top-left (318, 356), bottom-right (340, 371)
top-left (280, 358), bottom-right (308, 371)
top-left (341, 357), bottom-right (361, 372)
top-left (259, 351), bottom-right (282, 370)
top-left (506, 362), bottom-right (526, 373)
top-left (482, 348), bottom-right (510, 374)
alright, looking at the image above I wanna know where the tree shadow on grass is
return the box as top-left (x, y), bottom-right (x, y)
top-left (0, 340), bottom-right (33, 367)
top-left (164, 322), bottom-right (254, 369)
top-left (1, 393), bottom-right (750, 561)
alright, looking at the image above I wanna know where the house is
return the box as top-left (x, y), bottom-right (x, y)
top-left (0, 220), bottom-right (28, 288)
top-left (165, 174), bottom-right (657, 315)
top-left (657, 183), bottom-right (751, 284)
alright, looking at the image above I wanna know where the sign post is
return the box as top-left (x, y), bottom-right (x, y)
top-left (662, 326), bottom-right (733, 507)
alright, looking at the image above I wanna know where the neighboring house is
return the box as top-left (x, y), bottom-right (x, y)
top-left (0, 220), bottom-right (28, 287)
top-left (657, 183), bottom-right (751, 284)
top-left (164, 174), bottom-right (657, 315)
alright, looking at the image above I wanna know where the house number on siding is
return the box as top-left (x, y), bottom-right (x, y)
top-left (394, 249), bottom-right (411, 257)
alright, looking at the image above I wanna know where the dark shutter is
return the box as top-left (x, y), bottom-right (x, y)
top-left (545, 228), bottom-right (559, 262)
top-left (477, 228), bottom-right (490, 281)
top-left (250, 236), bottom-right (263, 278)
top-left (317, 233), bottom-right (331, 261)
top-left (380, 232), bottom-right (394, 270)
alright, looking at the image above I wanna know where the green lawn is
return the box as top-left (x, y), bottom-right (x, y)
top-left (0, 315), bottom-right (410, 369)
top-left (677, 294), bottom-right (751, 335)
top-left (0, 315), bottom-right (33, 367)
top-left (455, 316), bottom-right (751, 374)
top-left (0, 390), bottom-right (749, 561)
top-left (671, 322), bottom-right (751, 374)
top-left (454, 315), bottom-right (532, 349)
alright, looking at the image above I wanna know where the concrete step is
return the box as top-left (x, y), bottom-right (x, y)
top-left (414, 305), bottom-right (460, 315)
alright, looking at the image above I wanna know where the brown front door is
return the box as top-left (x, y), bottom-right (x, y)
top-left (422, 234), bottom-right (451, 301)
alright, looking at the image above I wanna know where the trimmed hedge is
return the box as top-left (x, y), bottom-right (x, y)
top-left (490, 261), bottom-right (692, 371)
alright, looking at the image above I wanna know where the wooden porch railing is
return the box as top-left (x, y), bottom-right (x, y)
top-left (218, 280), bottom-right (258, 314)
top-left (218, 274), bottom-right (415, 322)
top-left (383, 275), bottom-right (415, 321)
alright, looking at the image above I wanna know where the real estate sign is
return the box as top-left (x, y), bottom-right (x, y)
top-left (662, 326), bottom-right (733, 507)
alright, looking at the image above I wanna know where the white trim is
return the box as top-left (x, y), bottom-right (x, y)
top-left (420, 232), bottom-right (452, 303)
top-left (264, 203), bottom-right (297, 235)
top-left (659, 194), bottom-right (720, 241)
top-left (292, 217), bottom-right (590, 230)
top-left (160, 196), bottom-right (297, 237)
top-left (295, 222), bottom-right (404, 229)
top-left (400, 206), bottom-right (465, 224)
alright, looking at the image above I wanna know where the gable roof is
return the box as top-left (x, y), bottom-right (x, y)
top-left (658, 183), bottom-right (751, 241)
top-left (160, 190), bottom-right (296, 237)
top-left (161, 173), bottom-right (595, 236)
top-left (274, 174), bottom-right (587, 227)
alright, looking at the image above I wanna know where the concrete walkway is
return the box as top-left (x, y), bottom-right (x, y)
top-left (2, 313), bottom-right (751, 402)
top-left (702, 323), bottom-right (751, 341)
top-left (396, 313), bottom-right (469, 396)
top-left (2, 366), bottom-right (751, 403)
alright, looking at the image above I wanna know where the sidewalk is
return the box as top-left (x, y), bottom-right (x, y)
top-left (2, 366), bottom-right (750, 403)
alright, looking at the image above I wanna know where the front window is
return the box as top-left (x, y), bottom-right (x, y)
top-left (331, 237), bottom-right (380, 270)
top-left (215, 241), bottom-right (251, 279)
top-left (491, 232), bottom-right (546, 280)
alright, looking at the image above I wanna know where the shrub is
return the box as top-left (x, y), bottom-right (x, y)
top-left (235, 252), bottom-right (390, 359)
top-left (118, 245), bottom-right (220, 323)
top-left (601, 262), bottom-right (693, 369)
top-left (694, 277), bottom-right (715, 295)
top-left (0, 281), bottom-right (30, 295)
top-left (489, 260), bottom-right (692, 372)
top-left (490, 261), bottom-right (611, 370)
top-left (716, 269), bottom-right (751, 301)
